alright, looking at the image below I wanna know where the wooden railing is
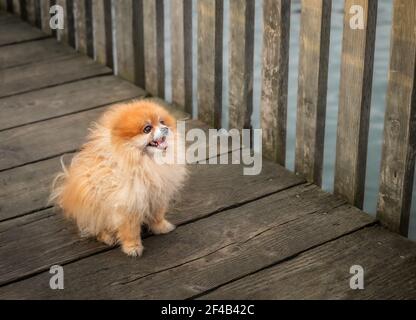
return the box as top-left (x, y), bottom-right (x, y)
top-left (2, 0), bottom-right (415, 237)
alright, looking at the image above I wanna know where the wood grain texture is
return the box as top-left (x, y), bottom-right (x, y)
top-left (0, 38), bottom-right (75, 69)
top-left (295, 0), bottom-right (331, 186)
top-left (0, 76), bottom-right (146, 131)
top-left (12, 0), bottom-right (20, 15)
top-left (197, 0), bottom-right (223, 128)
top-left (0, 55), bottom-right (111, 98)
top-left (92, 0), bottom-right (112, 67)
top-left (377, 1), bottom-right (416, 236)
top-left (40, 0), bottom-right (53, 35)
top-left (261, 0), bottom-right (290, 165)
top-left (171, 0), bottom-right (192, 113)
top-left (25, 0), bottom-right (39, 25)
top-left (334, 0), bottom-right (377, 209)
top-left (0, 17), bottom-right (48, 45)
top-left (56, 0), bottom-right (75, 47)
top-left (0, 184), bottom-right (376, 298)
top-left (228, 0), bottom-right (254, 130)
top-left (73, 0), bottom-right (93, 56)
top-left (203, 226), bottom-right (416, 299)
top-left (143, 0), bottom-right (164, 98)
top-left (113, 0), bottom-right (136, 82)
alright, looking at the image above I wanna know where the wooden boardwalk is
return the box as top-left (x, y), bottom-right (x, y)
top-left (1, 12), bottom-right (416, 300)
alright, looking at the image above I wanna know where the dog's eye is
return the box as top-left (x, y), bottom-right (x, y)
top-left (143, 125), bottom-right (152, 134)
top-left (160, 120), bottom-right (165, 125)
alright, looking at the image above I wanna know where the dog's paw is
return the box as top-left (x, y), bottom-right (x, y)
top-left (97, 232), bottom-right (117, 246)
top-left (121, 243), bottom-right (144, 257)
top-left (151, 219), bottom-right (176, 235)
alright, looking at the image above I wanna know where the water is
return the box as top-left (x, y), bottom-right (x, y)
top-left (163, 0), bottom-right (416, 240)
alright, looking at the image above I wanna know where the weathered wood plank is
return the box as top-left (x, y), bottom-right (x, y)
top-left (261, 0), bottom-right (290, 165)
top-left (334, 0), bottom-right (377, 209)
top-left (0, 55), bottom-right (111, 98)
top-left (0, 17), bottom-right (48, 45)
top-left (25, 0), bottom-right (39, 25)
top-left (113, 0), bottom-right (136, 82)
top-left (0, 0), bottom-right (7, 11)
top-left (171, 0), bottom-right (192, 113)
top-left (377, 1), bottom-right (416, 236)
top-left (0, 184), bottom-right (376, 298)
top-left (0, 76), bottom-right (146, 131)
top-left (92, 0), bottom-right (112, 67)
top-left (40, 0), bottom-right (53, 35)
top-left (197, 0), bottom-right (223, 128)
top-left (228, 0), bottom-right (254, 130)
top-left (73, 0), bottom-right (93, 56)
top-left (0, 38), bottom-right (75, 69)
top-left (143, 0), bottom-right (164, 98)
top-left (56, 0), bottom-right (75, 47)
top-left (203, 226), bottom-right (416, 299)
top-left (295, 0), bottom-right (331, 186)
top-left (12, 0), bottom-right (21, 15)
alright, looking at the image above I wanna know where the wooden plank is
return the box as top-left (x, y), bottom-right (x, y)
top-left (228, 0), bottom-right (254, 130)
top-left (334, 0), bottom-right (377, 209)
top-left (294, 0), bottom-right (331, 186)
top-left (143, 0), bottom-right (165, 98)
top-left (202, 226), bottom-right (416, 299)
top-left (73, 0), bottom-right (93, 56)
top-left (197, 0), bottom-right (223, 128)
top-left (0, 55), bottom-right (111, 99)
top-left (12, 0), bottom-right (20, 15)
top-left (377, 1), bottom-right (416, 236)
top-left (0, 76), bottom-right (146, 131)
top-left (0, 18), bottom-right (48, 46)
top-left (0, 38), bottom-right (75, 69)
top-left (25, 0), bottom-right (40, 26)
top-left (171, 0), bottom-right (192, 113)
top-left (92, 0), bottom-right (113, 67)
top-left (40, 0), bottom-right (54, 35)
top-left (0, 184), bottom-right (376, 298)
top-left (0, 0), bottom-right (7, 11)
top-left (113, 0), bottom-right (136, 82)
top-left (261, 0), bottom-right (290, 165)
top-left (56, 0), bottom-right (75, 47)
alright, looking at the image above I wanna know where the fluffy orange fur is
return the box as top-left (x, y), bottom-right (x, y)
top-left (50, 100), bottom-right (187, 256)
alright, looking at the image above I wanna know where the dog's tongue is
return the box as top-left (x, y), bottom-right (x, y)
top-left (157, 139), bottom-right (168, 150)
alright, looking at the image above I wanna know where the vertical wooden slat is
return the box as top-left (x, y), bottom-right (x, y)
top-left (197, 0), bottom-right (223, 128)
top-left (295, 0), bottom-right (331, 186)
top-left (171, 0), bottom-right (192, 113)
top-left (40, 0), bottom-right (55, 35)
top-left (73, 0), bottom-right (93, 57)
top-left (0, 0), bottom-right (7, 11)
top-left (143, 0), bottom-right (164, 97)
top-left (228, 0), bottom-right (255, 130)
top-left (92, 0), bottom-right (113, 68)
top-left (133, 0), bottom-right (145, 87)
top-left (334, 0), bottom-right (378, 208)
top-left (56, 0), bottom-right (75, 47)
top-left (261, 0), bottom-right (291, 165)
top-left (12, 0), bottom-right (21, 15)
top-left (25, 0), bottom-right (38, 25)
top-left (377, 0), bottom-right (416, 236)
top-left (114, 0), bottom-right (135, 82)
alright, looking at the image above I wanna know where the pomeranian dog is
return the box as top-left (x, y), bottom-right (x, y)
top-left (50, 100), bottom-right (187, 257)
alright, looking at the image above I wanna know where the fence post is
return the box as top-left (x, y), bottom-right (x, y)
top-left (295, 0), bottom-right (332, 186)
top-left (197, 0), bottom-right (223, 128)
top-left (56, 0), bottom-right (75, 47)
top-left (261, 0), bottom-right (291, 165)
top-left (334, 0), bottom-right (378, 209)
top-left (92, 0), bottom-right (113, 68)
top-left (73, 0), bottom-right (93, 57)
top-left (171, 0), bottom-right (192, 114)
top-left (377, 0), bottom-right (416, 236)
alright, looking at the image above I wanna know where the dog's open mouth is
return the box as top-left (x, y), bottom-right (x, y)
top-left (148, 136), bottom-right (168, 150)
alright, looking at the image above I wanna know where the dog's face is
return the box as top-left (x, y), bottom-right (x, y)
top-left (110, 102), bottom-right (176, 155)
